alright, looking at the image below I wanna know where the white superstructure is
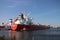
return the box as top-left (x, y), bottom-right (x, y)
top-left (14, 14), bottom-right (32, 25)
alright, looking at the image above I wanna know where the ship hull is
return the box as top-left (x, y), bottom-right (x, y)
top-left (11, 24), bottom-right (50, 31)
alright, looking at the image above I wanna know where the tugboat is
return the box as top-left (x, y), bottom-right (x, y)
top-left (11, 13), bottom-right (50, 31)
top-left (0, 23), bottom-right (5, 30)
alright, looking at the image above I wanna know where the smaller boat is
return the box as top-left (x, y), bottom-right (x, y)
top-left (0, 26), bottom-right (5, 28)
top-left (0, 26), bottom-right (5, 30)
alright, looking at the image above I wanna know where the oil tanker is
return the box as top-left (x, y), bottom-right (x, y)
top-left (11, 13), bottom-right (50, 31)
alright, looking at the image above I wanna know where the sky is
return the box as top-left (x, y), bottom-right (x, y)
top-left (0, 0), bottom-right (60, 26)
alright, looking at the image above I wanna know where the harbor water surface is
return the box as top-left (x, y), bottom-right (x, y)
top-left (0, 28), bottom-right (60, 40)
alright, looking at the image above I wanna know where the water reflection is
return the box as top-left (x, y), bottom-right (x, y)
top-left (1, 28), bottom-right (60, 40)
top-left (11, 31), bottom-right (32, 40)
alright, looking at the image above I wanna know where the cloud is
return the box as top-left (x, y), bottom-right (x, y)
top-left (6, 0), bottom-right (31, 8)
top-left (7, 0), bottom-right (19, 7)
top-left (8, 6), bottom-right (15, 8)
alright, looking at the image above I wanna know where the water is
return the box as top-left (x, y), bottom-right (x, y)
top-left (0, 28), bottom-right (60, 40)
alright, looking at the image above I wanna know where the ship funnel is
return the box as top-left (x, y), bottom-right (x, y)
top-left (21, 13), bottom-right (24, 19)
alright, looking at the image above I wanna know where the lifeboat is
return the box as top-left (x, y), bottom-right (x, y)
top-left (11, 13), bottom-right (50, 31)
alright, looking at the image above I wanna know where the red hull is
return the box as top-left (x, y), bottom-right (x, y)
top-left (11, 24), bottom-right (50, 31)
